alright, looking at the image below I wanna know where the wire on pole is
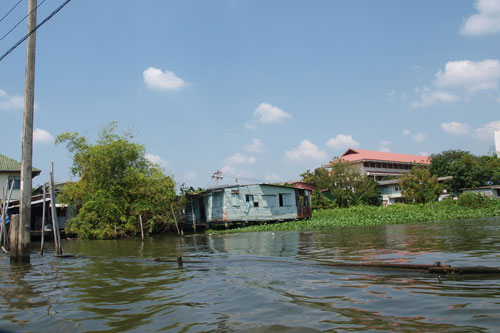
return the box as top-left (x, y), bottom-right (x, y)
top-left (0, 0), bottom-right (72, 63)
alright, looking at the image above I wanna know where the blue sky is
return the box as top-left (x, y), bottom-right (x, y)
top-left (1, 0), bottom-right (499, 188)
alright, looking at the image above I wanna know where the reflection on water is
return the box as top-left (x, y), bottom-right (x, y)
top-left (0, 217), bottom-right (499, 331)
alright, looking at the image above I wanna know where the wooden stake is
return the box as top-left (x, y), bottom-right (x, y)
top-left (1, 182), bottom-right (15, 248)
top-left (139, 214), bottom-right (144, 241)
top-left (170, 203), bottom-right (181, 236)
top-left (40, 184), bottom-right (46, 255)
top-left (0, 188), bottom-right (6, 247)
top-left (9, 214), bottom-right (19, 259)
top-left (49, 166), bottom-right (62, 255)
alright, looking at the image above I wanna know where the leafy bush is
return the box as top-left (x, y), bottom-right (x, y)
top-left (457, 192), bottom-right (489, 208)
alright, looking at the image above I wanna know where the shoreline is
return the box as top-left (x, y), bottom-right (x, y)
top-left (209, 201), bottom-right (500, 234)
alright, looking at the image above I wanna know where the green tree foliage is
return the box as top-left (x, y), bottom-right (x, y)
top-left (430, 150), bottom-right (500, 193)
top-left (56, 123), bottom-right (177, 239)
top-left (399, 166), bottom-right (442, 204)
top-left (301, 159), bottom-right (381, 208)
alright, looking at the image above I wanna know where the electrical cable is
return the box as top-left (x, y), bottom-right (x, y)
top-left (0, 0), bottom-right (72, 63)
top-left (0, 0), bottom-right (46, 42)
top-left (0, 0), bottom-right (23, 25)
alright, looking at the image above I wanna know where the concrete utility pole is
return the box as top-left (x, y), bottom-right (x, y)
top-left (17, 0), bottom-right (37, 263)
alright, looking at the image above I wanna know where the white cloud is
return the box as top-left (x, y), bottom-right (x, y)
top-left (402, 129), bottom-right (411, 136)
top-left (224, 152), bottom-right (256, 165)
top-left (412, 132), bottom-right (427, 142)
top-left (184, 171), bottom-right (197, 181)
top-left (220, 165), bottom-right (252, 178)
top-left (143, 67), bottom-right (186, 91)
top-left (378, 140), bottom-right (391, 152)
top-left (253, 103), bottom-right (292, 124)
top-left (380, 140), bottom-right (391, 146)
top-left (411, 89), bottom-right (460, 108)
top-left (265, 172), bottom-right (282, 182)
top-left (473, 120), bottom-right (500, 140)
top-left (244, 122), bottom-right (257, 130)
top-left (435, 59), bottom-right (500, 93)
top-left (386, 89), bottom-right (397, 101)
top-left (325, 134), bottom-right (360, 150)
top-left (461, 0), bottom-right (500, 36)
top-left (0, 89), bottom-right (23, 111)
top-left (441, 121), bottom-right (470, 135)
top-left (419, 152), bottom-right (429, 157)
top-left (285, 140), bottom-right (328, 162)
top-left (145, 153), bottom-right (167, 166)
top-left (244, 138), bottom-right (264, 153)
top-left (33, 128), bottom-right (54, 144)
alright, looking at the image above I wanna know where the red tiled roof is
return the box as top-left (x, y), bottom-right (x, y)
top-left (326, 148), bottom-right (431, 166)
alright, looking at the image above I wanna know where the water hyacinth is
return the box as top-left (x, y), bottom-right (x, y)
top-left (211, 198), bottom-right (500, 234)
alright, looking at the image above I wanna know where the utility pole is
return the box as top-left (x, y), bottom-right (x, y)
top-left (17, 0), bottom-right (37, 263)
top-left (212, 170), bottom-right (222, 186)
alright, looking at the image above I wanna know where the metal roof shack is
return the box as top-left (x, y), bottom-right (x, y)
top-left (185, 183), bottom-right (312, 229)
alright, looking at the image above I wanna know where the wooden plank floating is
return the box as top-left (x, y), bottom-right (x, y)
top-left (321, 261), bottom-right (500, 275)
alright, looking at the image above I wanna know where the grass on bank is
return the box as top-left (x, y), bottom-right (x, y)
top-left (210, 194), bottom-right (500, 234)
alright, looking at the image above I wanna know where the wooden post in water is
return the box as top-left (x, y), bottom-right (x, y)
top-left (9, 214), bottom-right (19, 260)
top-left (170, 203), bottom-right (181, 236)
top-left (139, 214), bottom-right (144, 241)
top-left (1, 182), bottom-right (15, 248)
top-left (49, 165), bottom-right (62, 255)
top-left (1, 188), bottom-right (7, 248)
top-left (40, 184), bottom-right (46, 255)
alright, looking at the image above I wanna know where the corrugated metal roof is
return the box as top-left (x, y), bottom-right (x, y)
top-left (327, 148), bottom-right (431, 166)
top-left (0, 154), bottom-right (41, 174)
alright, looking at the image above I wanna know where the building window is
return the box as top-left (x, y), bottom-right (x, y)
top-left (246, 195), bottom-right (254, 203)
top-left (376, 163), bottom-right (381, 168)
top-left (262, 195), bottom-right (277, 207)
top-left (8, 176), bottom-right (20, 190)
top-left (363, 162), bottom-right (369, 167)
top-left (394, 186), bottom-right (402, 192)
top-left (232, 193), bottom-right (240, 206)
top-left (279, 193), bottom-right (291, 207)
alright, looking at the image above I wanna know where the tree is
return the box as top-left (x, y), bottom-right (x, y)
top-left (430, 150), bottom-right (498, 193)
top-left (301, 159), bottom-right (381, 208)
top-left (56, 123), bottom-right (177, 239)
top-left (399, 166), bottom-right (442, 204)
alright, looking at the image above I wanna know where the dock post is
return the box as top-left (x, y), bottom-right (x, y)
top-left (40, 184), bottom-right (46, 255)
top-left (9, 214), bottom-right (19, 260)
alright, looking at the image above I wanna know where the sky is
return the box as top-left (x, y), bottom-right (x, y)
top-left (1, 0), bottom-right (499, 189)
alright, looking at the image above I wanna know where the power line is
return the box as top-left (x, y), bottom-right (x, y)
top-left (0, 0), bottom-right (23, 25)
top-left (0, 0), bottom-right (73, 63)
top-left (0, 0), bottom-right (47, 42)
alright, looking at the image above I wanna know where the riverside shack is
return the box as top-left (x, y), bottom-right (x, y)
top-left (185, 183), bottom-right (312, 227)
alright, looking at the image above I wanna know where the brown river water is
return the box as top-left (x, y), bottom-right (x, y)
top-left (1, 217), bottom-right (500, 332)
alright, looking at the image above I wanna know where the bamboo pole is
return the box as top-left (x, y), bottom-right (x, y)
top-left (49, 166), bottom-right (62, 255)
top-left (139, 214), bottom-right (144, 241)
top-left (40, 184), bottom-right (46, 255)
top-left (0, 188), bottom-right (6, 248)
top-left (170, 203), bottom-right (180, 236)
top-left (1, 182), bottom-right (15, 248)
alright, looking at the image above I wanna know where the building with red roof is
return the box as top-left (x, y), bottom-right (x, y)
top-left (326, 148), bottom-right (431, 181)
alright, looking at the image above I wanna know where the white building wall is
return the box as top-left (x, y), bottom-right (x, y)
top-left (0, 173), bottom-right (20, 200)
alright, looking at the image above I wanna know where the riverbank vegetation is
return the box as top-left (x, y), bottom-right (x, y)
top-left (213, 194), bottom-right (500, 233)
top-left (56, 123), bottom-right (180, 239)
